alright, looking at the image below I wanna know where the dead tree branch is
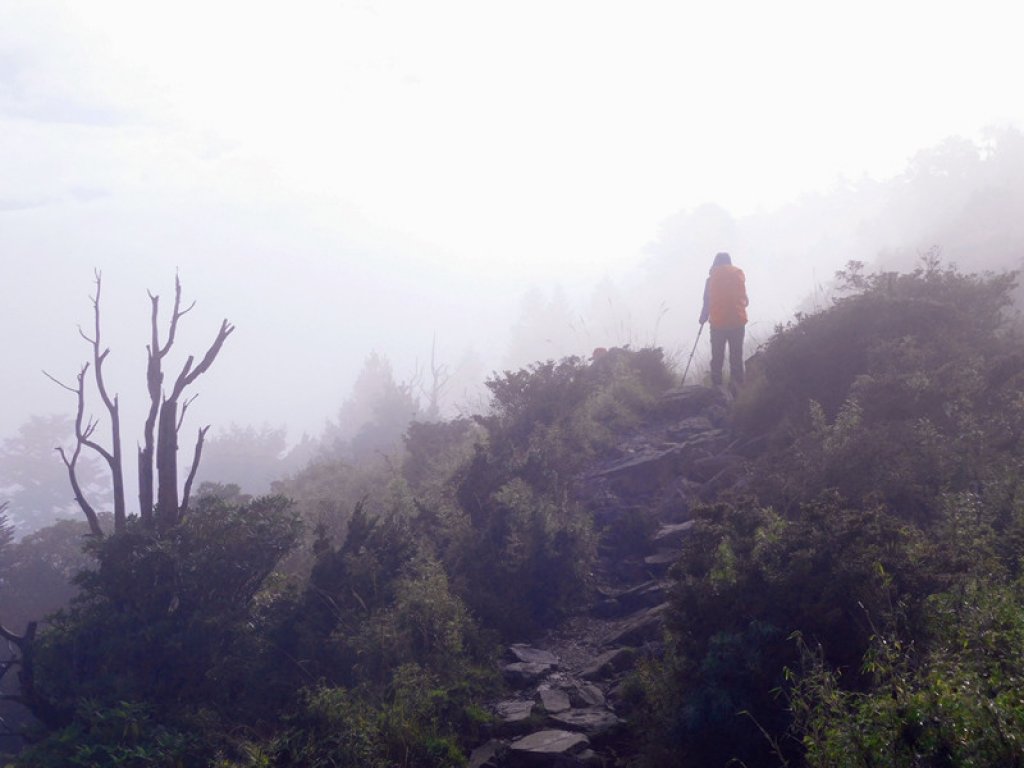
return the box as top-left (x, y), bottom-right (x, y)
top-left (45, 366), bottom-right (104, 537)
top-left (49, 273), bottom-right (231, 538)
top-left (140, 277), bottom-right (232, 532)
top-left (179, 425), bottom-right (210, 518)
top-left (423, 334), bottom-right (451, 420)
top-left (85, 272), bottom-right (127, 532)
top-left (152, 304), bottom-right (234, 533)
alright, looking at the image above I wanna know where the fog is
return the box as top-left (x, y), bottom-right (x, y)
top-left (3, 2), bottom-right (1024, 530)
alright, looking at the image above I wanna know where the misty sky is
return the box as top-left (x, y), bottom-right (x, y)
top-left (3, 0), bottom-right (1023, 446)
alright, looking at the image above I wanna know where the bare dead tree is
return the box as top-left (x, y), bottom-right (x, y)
top-left (8, 274), bottom-right (232, 732)
top-left (43, 273), bottom-right (129, 532)
top-left (422, 334), bottom-right (451, 421)
top-left (179, 424), bottom-right (210, 518)
top-left (136, 275), bottom-right (234, 531)
top-left (154, 316), bottom-right (233, 532)
top-left (136, 278), bottom-right (193, 527)
top-left (46, 272), bottom-right (233, 536)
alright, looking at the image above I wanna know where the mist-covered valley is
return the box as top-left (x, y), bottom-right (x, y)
top-left (5, 127), bottom-right (1024, 535)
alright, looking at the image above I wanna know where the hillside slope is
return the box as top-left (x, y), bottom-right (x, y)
top-left (7, 260), bottom-right (1024, 768)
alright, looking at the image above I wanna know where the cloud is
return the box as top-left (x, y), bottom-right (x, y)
top-left (0, 195), bottom-right (48, 212)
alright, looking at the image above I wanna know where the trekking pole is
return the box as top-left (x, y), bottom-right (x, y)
top-left (680, 323), bottom-right (705, 386)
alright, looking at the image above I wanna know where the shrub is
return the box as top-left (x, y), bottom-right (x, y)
top-left (28, 495), bottom-right (301, 741)
top-left (789, 577), bottom-right (1024, 767)
top-left (449, 347), bottom-right (671, 636)
top-left (638, 494), bottom-right (931, 766)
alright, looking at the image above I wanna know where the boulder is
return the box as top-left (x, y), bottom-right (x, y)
top-left (601, 603), bottom-right (667, 648)
top-left (495, 699), bottom-right (536, 723)
top-left (503, 662), bottom-right (553, 686)
top-left (642, 550), bottom-right (679, 573)
top-left (581, 648), bottom-right (636, 680)
top-left (568, 683), bottom-right (606, 708)
top-left (468, 739), bottom-right (504, 768)
top-left (596, 580), bottom-right (667, 617)
top-left (508, 645), bottom-right (560, 666)
top-left (549, 708), bottom-right (624, 738)
top-left (592, 447), bottom-right (685, 497)
top-left (537, 688), bottom-right (572, 714)
top-left (652, 521), bottom-right (696, 547)
top-left (507, 730), bottom-right (590, 765)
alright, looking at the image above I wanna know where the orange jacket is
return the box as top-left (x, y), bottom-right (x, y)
top-left (699, 265), bottom-right (748, 328)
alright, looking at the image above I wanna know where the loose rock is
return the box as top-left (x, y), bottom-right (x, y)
top-left (508, 644), bottom-right (560, 666)
top-left (569, 683), bottom-right (606, 708)
top-left (581, 648), bottom-right (636, 680)
top-left (537, 688), bottom-right (572, 713)
top-left (549, 708), bottom-right (624, 738)
top-left (507, 729), bottom-right (590, 765)
top-left (495, 699), bottom-right (536, 723)
top-left (652, 521), bottom-right (696, 547)
top-left (468, 739), bottom-right (504, 768)
top-left (504, 662), bottom-right (553, 685)
top-left (601, 603), bottom-right (667, 648)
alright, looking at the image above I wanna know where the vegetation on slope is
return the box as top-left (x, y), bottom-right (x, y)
top-left (634, 258), bottom-right (1024, 767)
top-left (6, 260), bottom-right (1024, 766)
top-left (1, 346), bottom-right (672, 766)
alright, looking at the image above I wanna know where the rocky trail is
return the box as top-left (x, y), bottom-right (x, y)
top-left (468, 385), bottom-right (763, 767)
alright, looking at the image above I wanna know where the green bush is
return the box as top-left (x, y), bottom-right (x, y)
top-left (450, 347), bottom-right (671, 635)
top-left (636, 262), bottom-right (1024, 766)
top-left (24, 495), bottom-right (301, 756)
top-left (13, 700), bottom-right (204, 768)
top-left (637, 495), bottom-right (931, 766)
top-left (790, 577), bottom-right (1024, 767)
top-left (735, 258), bottom-right (1018, 438)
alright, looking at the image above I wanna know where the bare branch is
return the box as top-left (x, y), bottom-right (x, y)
top-left (179, 425), bottom-right (210, 517)
top-left (84, 272), bottom-right (126, 531)
top-left (41, 370), bottom-right (77, 394)
top-left (177, 394), bottom-right (199, 432)
top-left (81, 418), bottom-right (99, 441)
top-left (170, 355), bottom-right (196, 398)
top-left (158, 274), bottom-right (196, 357)
top-left (55, 445), bottom-right (102, 537)
top-left (47, 363), bottom-right (105, 536)
top-left (185, 320), bottom-right (235, 387)
top-left (143, 280), bottom-right (227, 531)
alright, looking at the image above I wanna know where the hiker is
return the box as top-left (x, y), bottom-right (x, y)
top-left (698, 252), bottom-right (748, 389)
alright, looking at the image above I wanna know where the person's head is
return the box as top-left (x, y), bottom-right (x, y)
top-left (712, 252), bottom-right (732, 267)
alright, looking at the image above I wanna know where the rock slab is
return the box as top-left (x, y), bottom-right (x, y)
top-left (538, 688), bottom-right (572, 713)
top-left (508, 729), bottom-right (590, 758)
top-left (509, 644), bottom-right (560, 666)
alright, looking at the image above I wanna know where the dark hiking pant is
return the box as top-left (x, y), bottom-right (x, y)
top-left (710, 326), bottom-right (745, 386)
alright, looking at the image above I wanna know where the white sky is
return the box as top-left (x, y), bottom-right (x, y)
top-left (2, 0), bottom-right (1023, 440)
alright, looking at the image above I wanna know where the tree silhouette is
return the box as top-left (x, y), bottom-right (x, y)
top-left (44, 272), bottom-right (233, 536)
